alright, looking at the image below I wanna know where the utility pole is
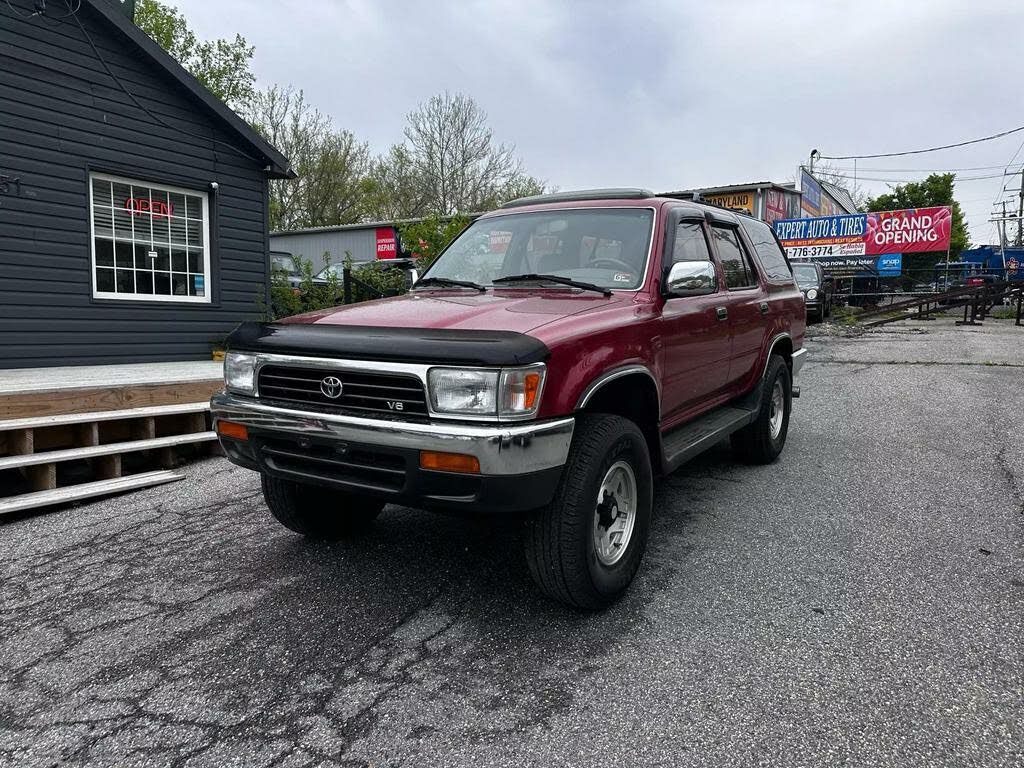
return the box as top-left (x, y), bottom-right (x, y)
top-left (1017, 169), bottom-right (1024, 247)
top-left (809, 149), bottom-right (819, 176)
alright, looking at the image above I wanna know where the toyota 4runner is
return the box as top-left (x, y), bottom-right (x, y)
top-left (212, 189), bottom-right (807, 609)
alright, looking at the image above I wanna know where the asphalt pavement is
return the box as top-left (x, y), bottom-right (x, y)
top-left (2, 320), bottom-right (1022, 767)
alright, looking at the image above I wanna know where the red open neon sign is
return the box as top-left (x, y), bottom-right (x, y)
top-left (124, 197), bottom-right (173, 219)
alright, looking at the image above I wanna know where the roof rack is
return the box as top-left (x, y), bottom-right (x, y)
top-left (500, 188), bottom-right (655, 209)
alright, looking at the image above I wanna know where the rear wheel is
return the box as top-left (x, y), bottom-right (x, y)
top-left (261, 474), bottom-right (384, 540)
top-left (524, 414), bottom-right (653, 610)
top-left (731, 355), bottom-right (791, 464)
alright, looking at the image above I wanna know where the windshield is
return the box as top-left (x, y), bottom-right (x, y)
top-left (271, 255), bottom-right (296, 273)
top-left (423, 208), bottom-right (654, 290)
top-left (792, 264), bottom-right (819, 287)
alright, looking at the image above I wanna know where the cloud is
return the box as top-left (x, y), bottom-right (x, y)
top-left (176, 0), bottom-right (1024, 242)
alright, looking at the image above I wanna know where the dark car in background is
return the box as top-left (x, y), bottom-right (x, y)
top-left (271, 252), bottom-right (304, 292)
top-left (791, 261), bottom-right (833, 321)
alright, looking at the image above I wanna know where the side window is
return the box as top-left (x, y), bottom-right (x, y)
top-left (671, 221), bottom-right (712, 264)
top-left (740, 218), bottom-right (792, 282)
top-left (710, 225), bottom-right (757, 289)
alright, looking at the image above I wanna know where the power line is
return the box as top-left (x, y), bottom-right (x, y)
top-left (818, 123), bottom-right (1024, 160)
top-left (827, 162), bottom-right (1024, 173)
top-left (818, 171), bottom-right (1013, 183)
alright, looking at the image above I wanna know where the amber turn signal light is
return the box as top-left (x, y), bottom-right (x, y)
top-left (522, 372), bottom-right (542, 410)
top-left (216, 420), bottom-right (249, 441)
top-left (419, 450), bottom-right (481, 474)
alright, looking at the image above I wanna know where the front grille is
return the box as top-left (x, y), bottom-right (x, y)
top-left (257, 365), bottom-right (428, 420)
top-left (257, 436), bottom-right (407, 492)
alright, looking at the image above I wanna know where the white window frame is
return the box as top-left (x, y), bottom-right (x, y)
top-left (88, 172), bottom-right (212, 304)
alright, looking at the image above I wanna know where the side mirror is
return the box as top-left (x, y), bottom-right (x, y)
top-left (665, 260), bottom-right (717, 297)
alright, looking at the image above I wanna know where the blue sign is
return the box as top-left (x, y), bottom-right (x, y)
top-left (875, 254), bottom-right (902, 276)
top-left (774, 214), bottom-right (867, 244)
top-left (194, 275), bottom-right (205, 296)
top-left (800, 169), bottom-right (822, 215)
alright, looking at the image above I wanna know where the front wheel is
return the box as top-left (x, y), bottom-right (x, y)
top-left (731, 355), bottom-right (792, 464)
top-left (261, 474), bottom-right (384, 540)
top-left (524, 414), bottom-right (653, 610)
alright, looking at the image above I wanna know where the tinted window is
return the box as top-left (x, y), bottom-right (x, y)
top-left (672, 221), bottom-right (711, 263)
top-left (740, 218), bottom-right (792, 282)
top-left (710, 225), bottom-right (757, 289)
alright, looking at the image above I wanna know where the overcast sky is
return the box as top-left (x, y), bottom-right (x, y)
top-left (177, 0), bottom-right (1024, 244)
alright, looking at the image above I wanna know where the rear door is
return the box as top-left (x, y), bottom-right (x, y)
top-left (706, 218), bottom-right (768, 389)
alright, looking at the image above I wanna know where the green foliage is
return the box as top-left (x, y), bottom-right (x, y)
top-left (262, 253), bottom-right (340, 320)
top-left (135, 0), bottom-right (255, 110)
top-left (348, 257), bottom-right (408, 299)
top-left (866, 173), bottom-right (970, 258)
top-left (398, 215), bottom-right (471, 270)
top-left (261, 253), bottom-right (410, 320)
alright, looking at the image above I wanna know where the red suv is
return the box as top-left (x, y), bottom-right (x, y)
top-left (212, 189), bottom-right (807, 609)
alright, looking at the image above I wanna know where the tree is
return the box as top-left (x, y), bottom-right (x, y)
top-left (135, 0), bottom-right (255, 111)
top-left (247, 86), bottom-right (374, 231)
top-left (398, 214), bottom-right (471, 269)
top-left (866, 173), bottom-right (970, 258)
top-left (375, 92), bottom-right (544, 217)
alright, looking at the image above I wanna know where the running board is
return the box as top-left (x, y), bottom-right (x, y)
top-left (660, 405), bottom-right (757, 474)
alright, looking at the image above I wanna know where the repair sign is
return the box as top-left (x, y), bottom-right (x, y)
top-left (774, 206), bottom-right (952, 260)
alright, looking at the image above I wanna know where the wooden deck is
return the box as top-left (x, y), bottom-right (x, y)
top-left (0, 361), bottom-right (224, 420)
top-left (0, 361), bottom-right (224, 513)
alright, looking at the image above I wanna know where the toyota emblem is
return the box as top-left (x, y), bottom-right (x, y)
top-left (320, 375), bottom-right (344, 399)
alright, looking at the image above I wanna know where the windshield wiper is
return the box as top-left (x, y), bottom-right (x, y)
top-left (413, 276), bottom-right (486, 292)
top-left (493, 273), bottom-right (613, 297)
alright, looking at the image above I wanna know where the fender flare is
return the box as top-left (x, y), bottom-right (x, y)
top-left (575, 364), bottom-right (661, 417)
top-left (761, 332), bottom-right (793, 379)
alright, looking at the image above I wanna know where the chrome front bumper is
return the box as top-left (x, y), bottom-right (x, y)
top-left (210, 392), bottom-right (575, 475)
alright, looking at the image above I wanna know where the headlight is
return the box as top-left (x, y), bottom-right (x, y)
top-left (428, 365), bottom-right (546, 419)
top-left (428, 369), bottom-right (499, 415)
top-left (224, 351), bottom-right (257, 394)
top-left (806, 288), bottom-right (818, 300)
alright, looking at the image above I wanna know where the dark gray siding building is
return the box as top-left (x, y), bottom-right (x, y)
top-left (0, 0), bottom-right (291, 369)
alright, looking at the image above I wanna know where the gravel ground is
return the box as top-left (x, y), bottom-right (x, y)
top-left (2, 325), bottom-right (1022, 767)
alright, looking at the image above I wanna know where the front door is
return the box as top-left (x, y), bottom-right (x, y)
top-left (658, 219), bottom-right (733, 423)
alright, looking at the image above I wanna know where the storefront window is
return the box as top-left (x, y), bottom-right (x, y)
top-left (89, 173), bottom-right (211, 303)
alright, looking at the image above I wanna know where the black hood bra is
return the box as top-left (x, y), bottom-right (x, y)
top-left (226, 321), bottom-right (551, 367)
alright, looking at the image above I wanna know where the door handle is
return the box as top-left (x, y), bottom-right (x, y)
top-left (759, 301), bottom-right (769, 314)
top-left (716, 306), bottom-right (728, 320)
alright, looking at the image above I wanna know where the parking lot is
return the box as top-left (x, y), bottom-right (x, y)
top-left (2, 320), bottom-right (1022, 768)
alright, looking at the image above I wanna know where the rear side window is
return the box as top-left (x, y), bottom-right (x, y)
top-left (710, 225), bottom-right (757, 289)
top-left (741, 218), bottom-right (792, 283)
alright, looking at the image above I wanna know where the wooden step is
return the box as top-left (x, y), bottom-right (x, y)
top-left (0, 402), bottom-right (210, 432)
top-left (0, 431), bottom-right (217, 471)
top-left (0, 470), bottom-right (184, 515)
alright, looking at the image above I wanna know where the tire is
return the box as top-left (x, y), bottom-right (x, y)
top-left (524, 414), bottom-right (653, 610)
top-left (730, 355), bottom-right (792, 465)
top-left (260, 474), bottom-right (384, 540)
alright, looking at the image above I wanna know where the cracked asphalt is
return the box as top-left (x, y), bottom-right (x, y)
top-left (2, 319), bottom-right (1022, 767)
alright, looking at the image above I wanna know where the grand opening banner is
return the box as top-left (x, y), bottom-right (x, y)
top-left (774, 206), bottom-right (952, 261)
